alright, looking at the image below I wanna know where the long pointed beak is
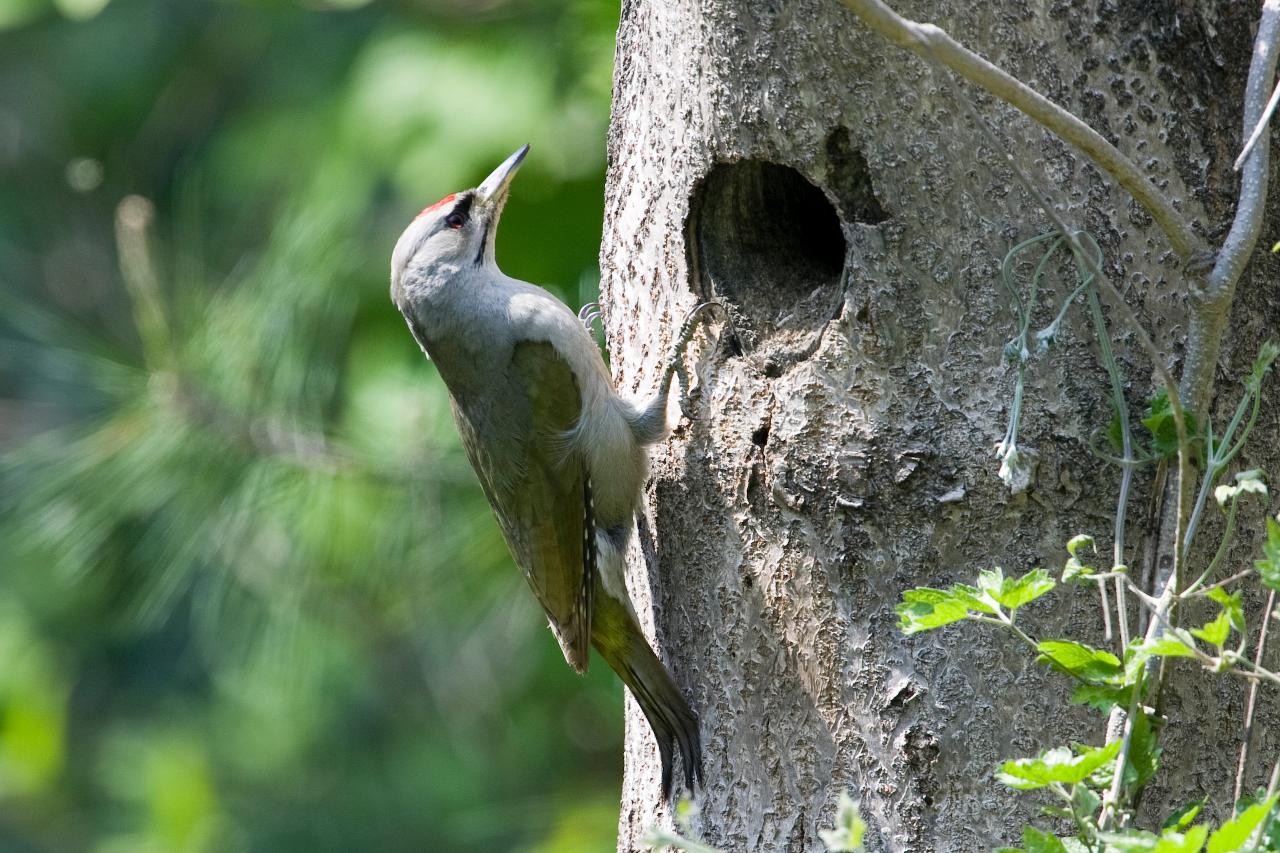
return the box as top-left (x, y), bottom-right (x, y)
top-left (475, 144), bottom-right (529, 208)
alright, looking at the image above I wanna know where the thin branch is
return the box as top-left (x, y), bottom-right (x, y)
top-left (835, 0), bottom-right (1205, 259)
top-left (1235, 76), bottom-right (1280, 171)
top-left (1180, 0), bottom-right (1280, 414)
top-left (1235, 589), bottom-right (1276, 803)
top-left (1191, 567), bottom-right (1256, 598)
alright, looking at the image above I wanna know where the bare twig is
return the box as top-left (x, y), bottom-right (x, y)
top-left (1235, 77), bottom-right (1280, 171)
top-left (1236, 589), bottom-right (1276, 803)
top-left (835, 0), bottom-right (1205, 259)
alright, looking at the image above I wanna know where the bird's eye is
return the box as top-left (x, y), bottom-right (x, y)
top-left (445, 212), bottom-right (466, 229)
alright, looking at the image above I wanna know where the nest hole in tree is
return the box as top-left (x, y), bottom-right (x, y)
top-left (688, 159), bottom-right (857, 334)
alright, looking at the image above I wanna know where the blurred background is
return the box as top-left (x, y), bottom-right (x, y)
top-left (0, 0), bottom-right (623, 850)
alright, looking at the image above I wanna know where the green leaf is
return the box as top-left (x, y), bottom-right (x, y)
top-left (1163, 800), bottom-right (1205, 831)
top-left (1245, 342), bottom-right (1279, 395)
top-left (1207, 588), bottom-right (1245, 633)
top-left (1061, 557), bottom-right (1095, 583)
top-left (1141, 391), bottom-right (1199, 460)
top-left (1071, 683), bottom-right (1134, 712)
top-left (1157, 825), bottom-right (1209, 853)
top-left (1207, 794), bottom-right (1278, 852)
top-left (1125, 710), bottom-right (1161, 789)
top-left (1130, 638), bottom-right (1197, 660)
top-left (896, 588), bottom-right (972, 634)
top-left (977, 567), bottom-right (1007, 597)
top-left (949, 583), bottom-right (1000, 615)
top-left (1190, 612), bottom-right (1232, 649)
top-left (1019, 827), bottom-right (1069, 853)
top-left (1066, 535), bottom-right (1095, 558)
top-left (1061, 534), bottom-right (1098, 584)
top-left (1073, 784), bottom-right (1101, 820)
top-left (1256, 517), bottom-right (1280, 592)
top-left (818, 790), bottom-right (866, 852)
top-left (897, 569), bottom-right (1054, 635)
top-left (1099, 826), bottom-right (1208, 853)
top-left (987, 568), bottom-right (1056, 610)
top-left (1036, 640), bottom-right (1124, 685)
top-left (1097, 829), bottom-right (1158, 851)
top-left (996, 741), bottom-right (1122, 790)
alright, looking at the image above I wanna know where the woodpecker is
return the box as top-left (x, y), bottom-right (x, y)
top-left (390, 145), bottom-right (728, 796)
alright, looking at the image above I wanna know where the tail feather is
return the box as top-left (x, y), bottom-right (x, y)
top-left (593, 596), bottom-right (702, 798)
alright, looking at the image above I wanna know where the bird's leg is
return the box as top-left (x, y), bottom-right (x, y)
top-left (630, 300), bottom-right (739, 443)
top-left (577, 302), bottom-right (602, 334)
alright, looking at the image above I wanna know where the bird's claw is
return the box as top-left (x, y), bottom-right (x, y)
top-left (578, 302), bottom-right (603, 334)
top-left (682, 299), bottom-right (743, 357)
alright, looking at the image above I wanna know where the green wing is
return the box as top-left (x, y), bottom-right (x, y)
top-left (460, 340), bottom-right (594, 673)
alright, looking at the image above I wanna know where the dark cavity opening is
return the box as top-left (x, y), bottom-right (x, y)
top-left (825, 127), bottom-right (889, 226)
top-left (688, 160), bottom-right (849, 332)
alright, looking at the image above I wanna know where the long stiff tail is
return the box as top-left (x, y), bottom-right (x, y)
top-left (592, 593), bottom-right (703, 798)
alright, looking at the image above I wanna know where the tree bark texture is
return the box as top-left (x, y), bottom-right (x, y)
top-left (599, 1), bottom-right (1280, 850)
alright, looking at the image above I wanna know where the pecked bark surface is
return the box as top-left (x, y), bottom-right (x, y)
top-left (598, 1), bottom-right (1280, 850)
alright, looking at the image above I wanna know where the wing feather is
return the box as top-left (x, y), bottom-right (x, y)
top-left (455, 340), bottom-right (594, 672)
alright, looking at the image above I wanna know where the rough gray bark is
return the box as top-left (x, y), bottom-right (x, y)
top-left (599, 1), bottom-right (1280, 850)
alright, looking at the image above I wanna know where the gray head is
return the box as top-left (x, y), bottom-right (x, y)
top-left (390, 144), bottom-right (529, 311)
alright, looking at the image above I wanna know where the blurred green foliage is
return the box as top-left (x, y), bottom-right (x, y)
top-left (0, 0), bottom-right (624, 850)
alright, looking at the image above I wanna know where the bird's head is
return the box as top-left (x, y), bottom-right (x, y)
top-left (391, 144), bottom-right (528, 310)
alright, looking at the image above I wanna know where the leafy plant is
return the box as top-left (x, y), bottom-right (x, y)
top-left (904, 227), bottom-right (1280, 850)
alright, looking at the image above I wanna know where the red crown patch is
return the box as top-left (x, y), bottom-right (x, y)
top-left (416, 193), bottom-right (457, 219)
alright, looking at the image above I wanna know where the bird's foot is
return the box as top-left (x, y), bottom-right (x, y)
top-left (578, 302), bottom-right (602, 334)
top-left (666, 299), bottom-right (742, 419)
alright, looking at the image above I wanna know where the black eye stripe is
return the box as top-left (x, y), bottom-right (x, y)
top-left (450, 193), bottom-right (474, 222)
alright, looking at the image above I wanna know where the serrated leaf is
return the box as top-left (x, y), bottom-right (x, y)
top-left (1207, 588), bottom-right (1245, 633)
top-left (1036, 640), bottom-right (1124, 685)
top-left (896, 588), bottom-right (971, 634)
top-left (996, 741), bottom-right (1122, 790)
top-left (1190, 612), bottom-right (1232, 649)
top-left (949, 583), bottom-right (1000, 615)
top-left (997, 569), bottom-right (1056, 609)
top-left (1207, 794), bottom-right (1278, 852)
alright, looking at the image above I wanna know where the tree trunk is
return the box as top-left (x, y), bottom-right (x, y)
top-left (600, 1), bottom-right (1278, 850)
